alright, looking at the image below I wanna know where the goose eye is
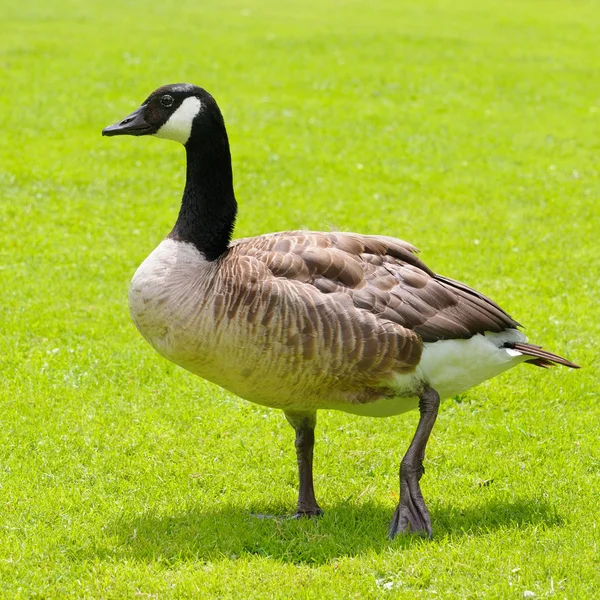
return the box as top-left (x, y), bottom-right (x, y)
top-left (160, 94), bottom-right (174, 108)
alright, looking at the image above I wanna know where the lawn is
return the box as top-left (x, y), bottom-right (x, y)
top-left (1, 0), bottom-right (599, 597)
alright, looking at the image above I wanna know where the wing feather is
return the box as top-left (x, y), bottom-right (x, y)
top-left (226, 230), bottom-right (520, 384)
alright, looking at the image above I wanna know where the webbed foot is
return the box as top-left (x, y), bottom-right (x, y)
top-left (388, 470), bottom-right (432, 538)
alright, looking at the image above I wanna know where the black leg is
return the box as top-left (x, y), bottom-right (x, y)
top-left (284, 410), bottom-right (323, 517)
top-left (389, 386), bottom-right (440, 539)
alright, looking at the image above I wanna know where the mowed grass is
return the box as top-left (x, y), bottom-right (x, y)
top-left (1, 0), bottom-right (599, 596)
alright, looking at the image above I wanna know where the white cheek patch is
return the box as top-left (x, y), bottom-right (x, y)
top-left (154, 96), bottom-right (202, 144)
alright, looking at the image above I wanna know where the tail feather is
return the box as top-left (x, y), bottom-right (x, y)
top-left (505, 342), bottom-right (580, 369)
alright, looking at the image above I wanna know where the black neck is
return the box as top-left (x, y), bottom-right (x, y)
top-left (168, 132), bottom-right (237, 261)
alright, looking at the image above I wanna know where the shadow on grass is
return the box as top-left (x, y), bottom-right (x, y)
top-left (97, 497), bottom-right (563, 565)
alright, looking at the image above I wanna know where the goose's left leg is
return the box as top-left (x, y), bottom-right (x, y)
top-left (389, 386), bottom-right (440, 539)
top-left (284, 410), bottom-right (323, 518)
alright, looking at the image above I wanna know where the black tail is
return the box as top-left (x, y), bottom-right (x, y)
top-left (505, 342), bottom-right (580, 369)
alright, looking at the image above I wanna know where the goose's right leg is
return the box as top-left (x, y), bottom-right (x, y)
top-left (388, 386), bottom-right (441, 538)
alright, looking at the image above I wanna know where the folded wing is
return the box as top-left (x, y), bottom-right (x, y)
top-left (231, 230), bottom-right (520, 344)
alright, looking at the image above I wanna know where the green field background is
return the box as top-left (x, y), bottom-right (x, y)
top-left (1, 0), bottom-right (598, 597)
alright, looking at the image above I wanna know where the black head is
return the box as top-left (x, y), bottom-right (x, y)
top-left (102, 83), bottom-right (222, 145)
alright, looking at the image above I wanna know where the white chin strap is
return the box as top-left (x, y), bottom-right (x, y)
top-left (154, 96), bottom-right (202, 144)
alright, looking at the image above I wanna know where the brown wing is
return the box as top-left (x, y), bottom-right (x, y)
top-left (230, 230), bottom-right (520, 343)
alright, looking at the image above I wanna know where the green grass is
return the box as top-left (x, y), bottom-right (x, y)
top-left (1, 0), bottom-right (599, 596)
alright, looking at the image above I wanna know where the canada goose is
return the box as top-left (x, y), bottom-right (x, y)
top-left (102, 83), bottom-right (579, 538)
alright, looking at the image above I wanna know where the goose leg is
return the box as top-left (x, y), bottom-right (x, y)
top-left (389, 386), bottom-right (440, 539)
top-left (284, 410), bottom-right (323, 518)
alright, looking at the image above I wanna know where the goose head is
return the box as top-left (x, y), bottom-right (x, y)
top-left (102, 83), bottom-right (223, 146)
top-left (103, 83), bottom-right (236, 260)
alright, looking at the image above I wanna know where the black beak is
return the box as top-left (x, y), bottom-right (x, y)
top-left (102, 106), bottom-right (152, 137)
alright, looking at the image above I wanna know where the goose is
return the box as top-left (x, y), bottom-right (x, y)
top-left (102, 83), bottom-right (579, 538)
